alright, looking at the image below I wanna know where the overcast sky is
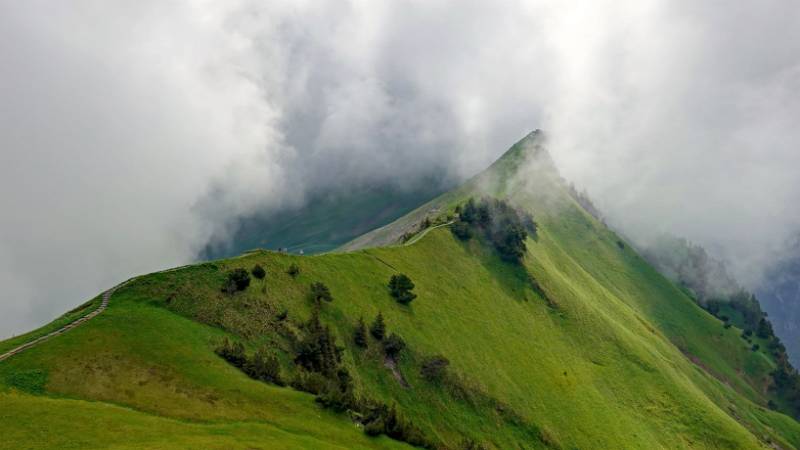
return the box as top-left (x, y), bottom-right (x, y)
top-left (1, 1), bottom-right (799, 337)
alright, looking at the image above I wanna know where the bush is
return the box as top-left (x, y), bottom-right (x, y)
top-left (354, 316), bottom-right (368, 348)
top-left (223, 268), bottom-right (251, 293)
top-left (370, 312), bottom-right (386, 341)
top-left (752, 344), bottom-right (760, 352)
top-left (420, 355), bottom-right (450, 382)
top-left (451, 221), bottom-right (473, 240)
top-left (309, 281), bottom-right (333, 304)
top-left (215, 338), bottom-right (247, 368)
top-left (316, 379), bottom-right (357, 412)
top-left (389, 274), bottom-right (417, 305)
top-left (251, 264), bottom-right (266, 280)
top-left (360, 402), bottom-right (434, 448)
top-left (245, 348), bottom-right (284, 386)
top-left (383, 333), bottom-right (406, 358)
top-left (287, 263), bottom-right (300, 278)
top-left (291, 371), bottom-right (329, 395)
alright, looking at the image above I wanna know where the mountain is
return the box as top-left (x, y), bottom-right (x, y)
top-left (2, 131), bottom-right (800, 449)
top-left (202, 180), bottom-right (450, 258)
top-left (757, 235), bottom-right (800, 366)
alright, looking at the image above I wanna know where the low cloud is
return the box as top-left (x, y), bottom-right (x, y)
top-left (1, 1), bottom-right (799, 336)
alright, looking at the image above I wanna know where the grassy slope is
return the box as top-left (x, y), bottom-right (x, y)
top-left (0, 294), bottom-right (102, 356)
top-left (2, 132), bottom-right (799, 449)
top-left (0, 289), bottom-right (410, 450)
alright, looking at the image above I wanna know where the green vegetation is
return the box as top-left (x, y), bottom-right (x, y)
top-left (252, 264), bottom-right (267, 280)
top-left (3, 131), bottom-right (800, 449)
top-left (642, 234), bottom-right (800, 417)
top-left (354, 317), bottom-right (368, 348)
top-left (201, 182), bottom-right (449, 258)
top-left (452, 197), bottom-right (536, 262)
top-left (223, 268), bottom-right (251, 293)
top-left (370, 312), bottom-right (386, 341)
top-left (382, 333), bottom-right (406, 358)
top-left (0, 294), bottom-right (101, 356)
top-left (420, 356), bottom-right (449, 382)
top-left (309, 281), bottom-right (333, 304)
top-left (388, 274), bottom-right (416, 304)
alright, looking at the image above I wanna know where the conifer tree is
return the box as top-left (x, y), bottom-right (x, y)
top-left (354, 316), bottom-right (368, 348)
top-left (370, 312), bottom-right (386, 341)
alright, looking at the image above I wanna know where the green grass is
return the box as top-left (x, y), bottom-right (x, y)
top-left (0, 390), bottom-right (406, 450)
top-left (2, 131), bottom-right (799, 449)
top-left (0, 294), bottom-right (102, 355)
top-left (0, 289), bottom-right (410, 450)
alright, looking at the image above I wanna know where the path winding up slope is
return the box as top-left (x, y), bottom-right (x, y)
top-left (0, 287), bottom-right (117, 363)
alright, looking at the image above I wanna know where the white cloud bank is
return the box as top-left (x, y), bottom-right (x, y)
top-left (1, 0), bottom-right (799, 336)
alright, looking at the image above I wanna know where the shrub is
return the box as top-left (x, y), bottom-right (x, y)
top-left (383, 333), bottom-right (406, 358)
top-left (287, 263), bottom-right (300, 278)
top-left (215, 338), bottom-right (247, 368)
top-left (451, 221), bottom-right (473, 240)
top-left (752, 344), bottom-right (760, 352)
top-left (360, 402), bottom-right (434, 448)
top-left (370, 312), bottom-right (386, 341)
top-left (420, 355), bottom-right (450, 382)
top-left (389, 274), bottom-right (417, 305)
top-left (5, 369), bottom-right (47, 394)
top-left (354, 316), bottom-right (368, 348)
top-left (316, 380), bottom-right (357, 412)
top-left (251, 264), bottom-right (266, 280)
top-left (291, 371), bottom-right (329, 395)
top-left (245, 348), bottom-right (284, 386)
top-left (223, 268), bottom-right (251, 293)
top-left (309, 281), bottom-right (333, 304)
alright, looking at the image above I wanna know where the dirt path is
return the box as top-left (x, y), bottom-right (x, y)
top-left (403, 221), bottom-right (453, 246)
top-left (0, 285), bottom-right (121, 363)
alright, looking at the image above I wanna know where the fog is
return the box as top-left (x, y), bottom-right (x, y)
top-left (1, 1), bottom-right (799, 337)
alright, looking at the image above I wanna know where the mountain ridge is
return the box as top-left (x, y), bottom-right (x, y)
top-left (1, 131), bottom-right (799, 449)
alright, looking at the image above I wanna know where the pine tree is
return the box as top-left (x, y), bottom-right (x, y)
top-left (354, 316), bottom-right (368, 348)
top-left (370, 312), bottom-right (386, 341)
top-left (389, 274), bottom-right (417, 304)
top-left (310, 281), bottom-right (333, 305)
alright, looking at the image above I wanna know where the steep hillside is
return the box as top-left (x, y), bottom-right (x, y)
top-left (202, 180), bottom-right (449, 258)
top-left (2, 131), bottom-right (799, 449)
top-left (758, 235), bottom-right (800, 366)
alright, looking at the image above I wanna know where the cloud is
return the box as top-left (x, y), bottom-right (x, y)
top-left (1, 0), bottom-right (799, 336)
